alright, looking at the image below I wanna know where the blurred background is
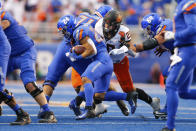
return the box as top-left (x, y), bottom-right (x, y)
top-left (4, 0), bottom-right (196, 85)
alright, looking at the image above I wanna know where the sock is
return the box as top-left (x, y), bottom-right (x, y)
top-left (41, 104), bottom-right (50, 112)
top-left (84, 83), bottom-right (94, 107)
top-left (104, 91), bottom-right (127, 101)
top-left (136, 88), bottom-right (152, 104)
top-left (12, 104), bottom-right (20, 112)
top-left (166, 88), bottom-right (178, 130)
top-left (45, 95), bottom-right (50, 103)
top-left (75, 91), bottom-right (85, 106)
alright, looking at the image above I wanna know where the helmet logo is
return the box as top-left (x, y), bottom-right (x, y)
top-left (62, 17), bottom-right (70, 25)
top-left (146, 16), bottom-right (154, 23)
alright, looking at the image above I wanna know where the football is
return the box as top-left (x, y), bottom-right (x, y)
top-left (72, 45), bottom-right (86, 55)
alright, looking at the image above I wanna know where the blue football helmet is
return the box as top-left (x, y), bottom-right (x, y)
top-left (141, 13), bottom-right (162, 38)
top-left (57, 15), bottom-right (76, 39)
top-left (94, 5), bottom-right (113, 18)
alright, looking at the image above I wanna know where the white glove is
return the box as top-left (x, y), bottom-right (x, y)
top-left (65, 52), bottom-right (76, 62)
top-left (109, 45), bottom-right (128, 55)
top-left (169, 48), bottom-right (182, 71)
top-left (164, 31), bottom-right (175, 41)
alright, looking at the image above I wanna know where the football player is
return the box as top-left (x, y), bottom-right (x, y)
top-left (95, 10), bottom-right (161, 114)
top-left (0, 10), bottom-right (56, 123)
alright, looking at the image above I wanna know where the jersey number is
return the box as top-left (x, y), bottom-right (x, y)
top-left (77, 15), bottom-right (94, 26)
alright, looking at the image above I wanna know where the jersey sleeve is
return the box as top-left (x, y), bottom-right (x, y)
top-left (183, 1), bottom-right (196, 14)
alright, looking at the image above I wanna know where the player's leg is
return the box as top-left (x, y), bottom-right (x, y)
top-left (108, 84), bottom-right (129, 116)
top-left (19, 47), bottom-right (56, 123)
top-left (85, 58), bottom-right (138, 115)
top-left (154, 68), bottom-right (169, 119)
top-left (93, 72), bottom-right (138, 115)
top-left (164, 47), bottom-right (196, 130)
top-left (0, 89), bottom-right (31, 125)
top-left (75, 59), bottom-right (113, 120)
top-left (43, 42), bottom-right (70, 103)
top-left (114, 56), bottom-right (160, 111)
top-left (178, 70), bottom-right (196, 99)
top-left (0, 35), bottom-right (30, 125)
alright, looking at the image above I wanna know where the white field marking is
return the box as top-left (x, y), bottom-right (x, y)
top-left (0, 122), bottom-right (196, 125)
top-left (2, 114), bottom-right (196, 120)
top-left (2, 102), bottom-right (196, 112)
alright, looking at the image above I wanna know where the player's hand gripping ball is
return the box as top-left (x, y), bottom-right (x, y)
top-left (72, 45), bottom-right (86, 55)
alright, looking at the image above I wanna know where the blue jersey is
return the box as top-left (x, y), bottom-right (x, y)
top-left (0, 11), bottom-right (34, 56)
top-left (158, 19), bottom-right (174, 51)
top-left (0, 26), bottom-right (11, 90)
top-left (76, 13), bottom-right (100, 28)
top-left (73, 25), bottom-right (107, 55)
top-left (174, 0), bottom-right (196, 47)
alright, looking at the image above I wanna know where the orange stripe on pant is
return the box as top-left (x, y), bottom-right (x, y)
top-left (113, 56), bottom-right (135, 93)
top-left (71, 68), bottom-right (82, 89)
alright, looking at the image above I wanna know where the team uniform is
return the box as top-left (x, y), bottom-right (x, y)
top-left (71, 24), bottom-right (113, 98)
top-left (0, 26), bottom-right (10, 92)
top-left (151, 19), bottom-right (174, 118)
top-left (95, 18), bottom-right (134, 93)
top-left (0, 24), bottom-right (31, 125)
top-left (162, 0), bottom-right (196, 130)
top-left (56, 13), bottom-right (138, 119)
top-left (0, 11), bottom-right (36, 85)
top-left (0, 10), bottom-right (56, 123)
top-left (43, 13), bottom-right (100, 92)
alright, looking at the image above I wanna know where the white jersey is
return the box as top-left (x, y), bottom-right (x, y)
top-left (95, 18), bottom-right (131, 63)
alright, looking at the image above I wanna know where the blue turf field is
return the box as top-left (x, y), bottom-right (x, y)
top-left (1, 82), bottom-right (196, 131)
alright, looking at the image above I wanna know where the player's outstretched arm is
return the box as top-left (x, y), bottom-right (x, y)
top-left (129, 31), bottom-right (166, 53)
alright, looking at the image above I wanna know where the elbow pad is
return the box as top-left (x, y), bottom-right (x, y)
top-left (143, 38), bottom-right (158, 50)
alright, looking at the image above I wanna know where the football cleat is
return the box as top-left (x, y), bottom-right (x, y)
top-left (127, 91), bottom-right (138, 114)
top-left (116, 100), bottom-right (129, 116)
top-left (69, 99), bottom-right (81, 116)
top-left (38, 111), bottom-right (57, 123)
top-left (151, 97), bottom-right (160, 111)
top-left (76, 106), bottom-right (95, 120)
top-left (94, 103), bottom-right (107, 117)
top-left (154, 110), bottom-right (167, 120)
top-left (10, 108), bottom-right (31, 125)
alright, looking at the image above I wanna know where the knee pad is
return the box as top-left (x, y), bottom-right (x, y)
top-left (25, 82), bottom-right (43, 98)
top-left (0, 89), bottom-right (13, 104)
top-left (42, 80), bottom-right (56, 90)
